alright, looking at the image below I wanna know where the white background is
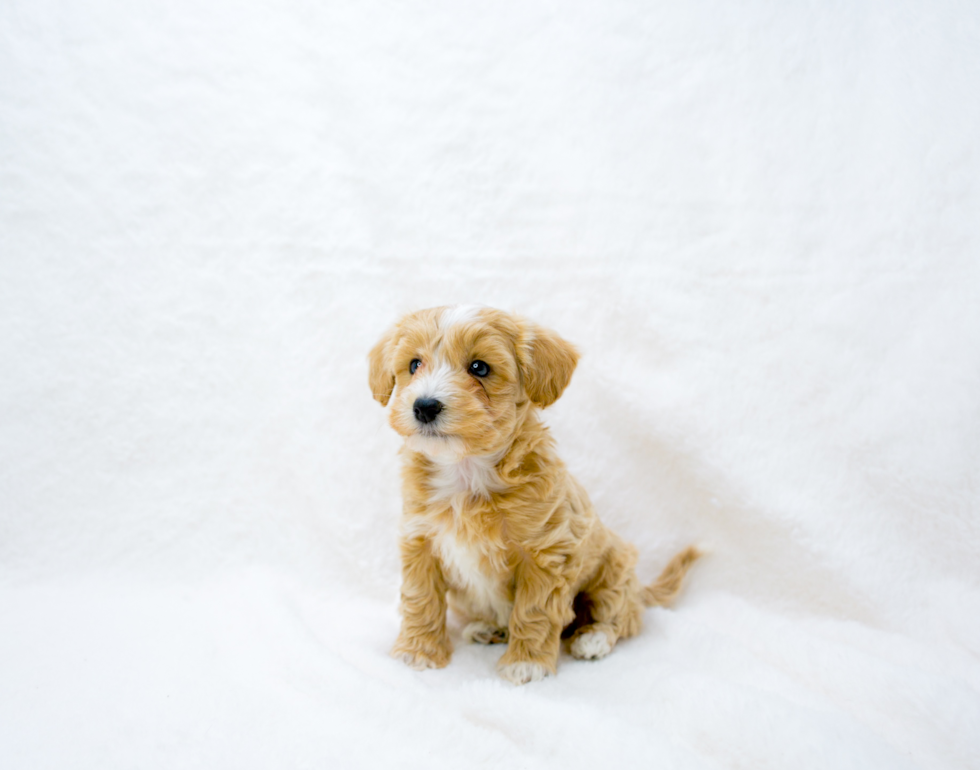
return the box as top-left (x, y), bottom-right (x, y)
top-left (2, 1), bottom-right (979, 767)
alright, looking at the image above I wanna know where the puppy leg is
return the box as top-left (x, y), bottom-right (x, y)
top-left (391, 536), bottom-right (453, 670)
top-left (497, 556), bottom-right (573, 685)
top-left (570, 544), bottom-right (644, 661)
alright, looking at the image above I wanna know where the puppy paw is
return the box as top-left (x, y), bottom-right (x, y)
top-left (391, 635), bottom-right (452, 670)
top-left (497, 661), bottom-right (550, 685)
top-left (570, 627), bottom-right (614, 660)
top-left (463, 621), bottom-right (509, 645)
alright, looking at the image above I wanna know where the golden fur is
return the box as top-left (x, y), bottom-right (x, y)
top-left (368, 305), bottom-right (699, 685)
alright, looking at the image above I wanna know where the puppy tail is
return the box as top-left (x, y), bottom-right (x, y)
top-left (642, 546), bottom-right (701, 607)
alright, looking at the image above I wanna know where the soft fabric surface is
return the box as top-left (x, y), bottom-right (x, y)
top-left (2, 1), bottom-right (978, 768)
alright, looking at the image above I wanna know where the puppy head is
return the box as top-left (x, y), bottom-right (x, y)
top-left (368, 305), bottom-right (579, 459)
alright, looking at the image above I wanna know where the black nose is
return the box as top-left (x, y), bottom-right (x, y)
top-left (413, 397), bottom-right (443, 424)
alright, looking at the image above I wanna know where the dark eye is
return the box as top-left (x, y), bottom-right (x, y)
top-left (409, 359), bottom-right (421, 375)
top-left (469, 360), bottom-right (490, 377)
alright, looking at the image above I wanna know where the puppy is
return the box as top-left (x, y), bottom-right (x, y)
top-left (368, 305), bottom-right (699, 685)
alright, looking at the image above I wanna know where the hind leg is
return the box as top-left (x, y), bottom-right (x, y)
top-left (569, 543), bottom-right (645, 661)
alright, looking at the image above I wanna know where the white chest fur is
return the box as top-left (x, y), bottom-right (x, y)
top-left (427, 454), bottom-right (503, 501)
top-left (434, 530), bottom-right (512, 627)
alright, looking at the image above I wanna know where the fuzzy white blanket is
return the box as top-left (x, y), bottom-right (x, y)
top-left (2, 1), bottom-right (978, 767)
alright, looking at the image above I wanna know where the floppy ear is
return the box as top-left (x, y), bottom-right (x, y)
top-left (367, 324), bottom-right (398, 406)
top-left (516, 321), bottom-right (580, 408)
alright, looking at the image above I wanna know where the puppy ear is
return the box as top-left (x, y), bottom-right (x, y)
top-left (517, 321), bottom-right (580, 408)
top-left (368, 324), bottom-right (398, 406)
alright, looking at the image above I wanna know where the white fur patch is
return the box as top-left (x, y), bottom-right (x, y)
top-left (570, 629), bottom-right (613, 660)
top-left (438, 304), bottom-right (482, 331)
top-left (427, 453), bottom-right (503, 500)
top-left (434, 531), bottom-right (512, 627)
top-left (498, 661), bottom-right (549, 685)
top-left (411, 360), bottom-right (455, 405)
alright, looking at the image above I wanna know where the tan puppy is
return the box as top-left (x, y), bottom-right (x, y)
top-left (368, 305), bottom-right (699, 685)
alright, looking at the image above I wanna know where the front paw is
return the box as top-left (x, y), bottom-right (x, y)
top-left (497, 660), bottom-right (550, 685)
top-left (391, 633), bottom-right (452, 670)
top-left (496, 647), bottom-right (554, 685)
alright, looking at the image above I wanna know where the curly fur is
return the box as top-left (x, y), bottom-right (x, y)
top-left (368, 305), bottom-right (699, 684)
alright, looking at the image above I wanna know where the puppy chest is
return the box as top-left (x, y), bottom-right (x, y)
top-left (433, 532), bottom-right (511, 620)
top-left (427, 456), bottom-right (503, 501)
top-left (434, 532), bottom-right (502, 591)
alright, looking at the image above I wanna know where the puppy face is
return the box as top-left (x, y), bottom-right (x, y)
top-left (369, 305), bottom-right (579, 459)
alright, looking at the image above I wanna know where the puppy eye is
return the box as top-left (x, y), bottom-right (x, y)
top-left (469, 360), bottom-right (490, 377)
top-left (409, 359), bottom-right (422, 375)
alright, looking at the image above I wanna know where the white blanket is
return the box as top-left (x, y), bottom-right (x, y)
top-left (2, 1), bottom-right (978, 767)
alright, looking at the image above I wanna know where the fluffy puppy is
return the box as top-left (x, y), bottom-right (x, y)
top-left (368, 305), bottom-right (699, 685)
